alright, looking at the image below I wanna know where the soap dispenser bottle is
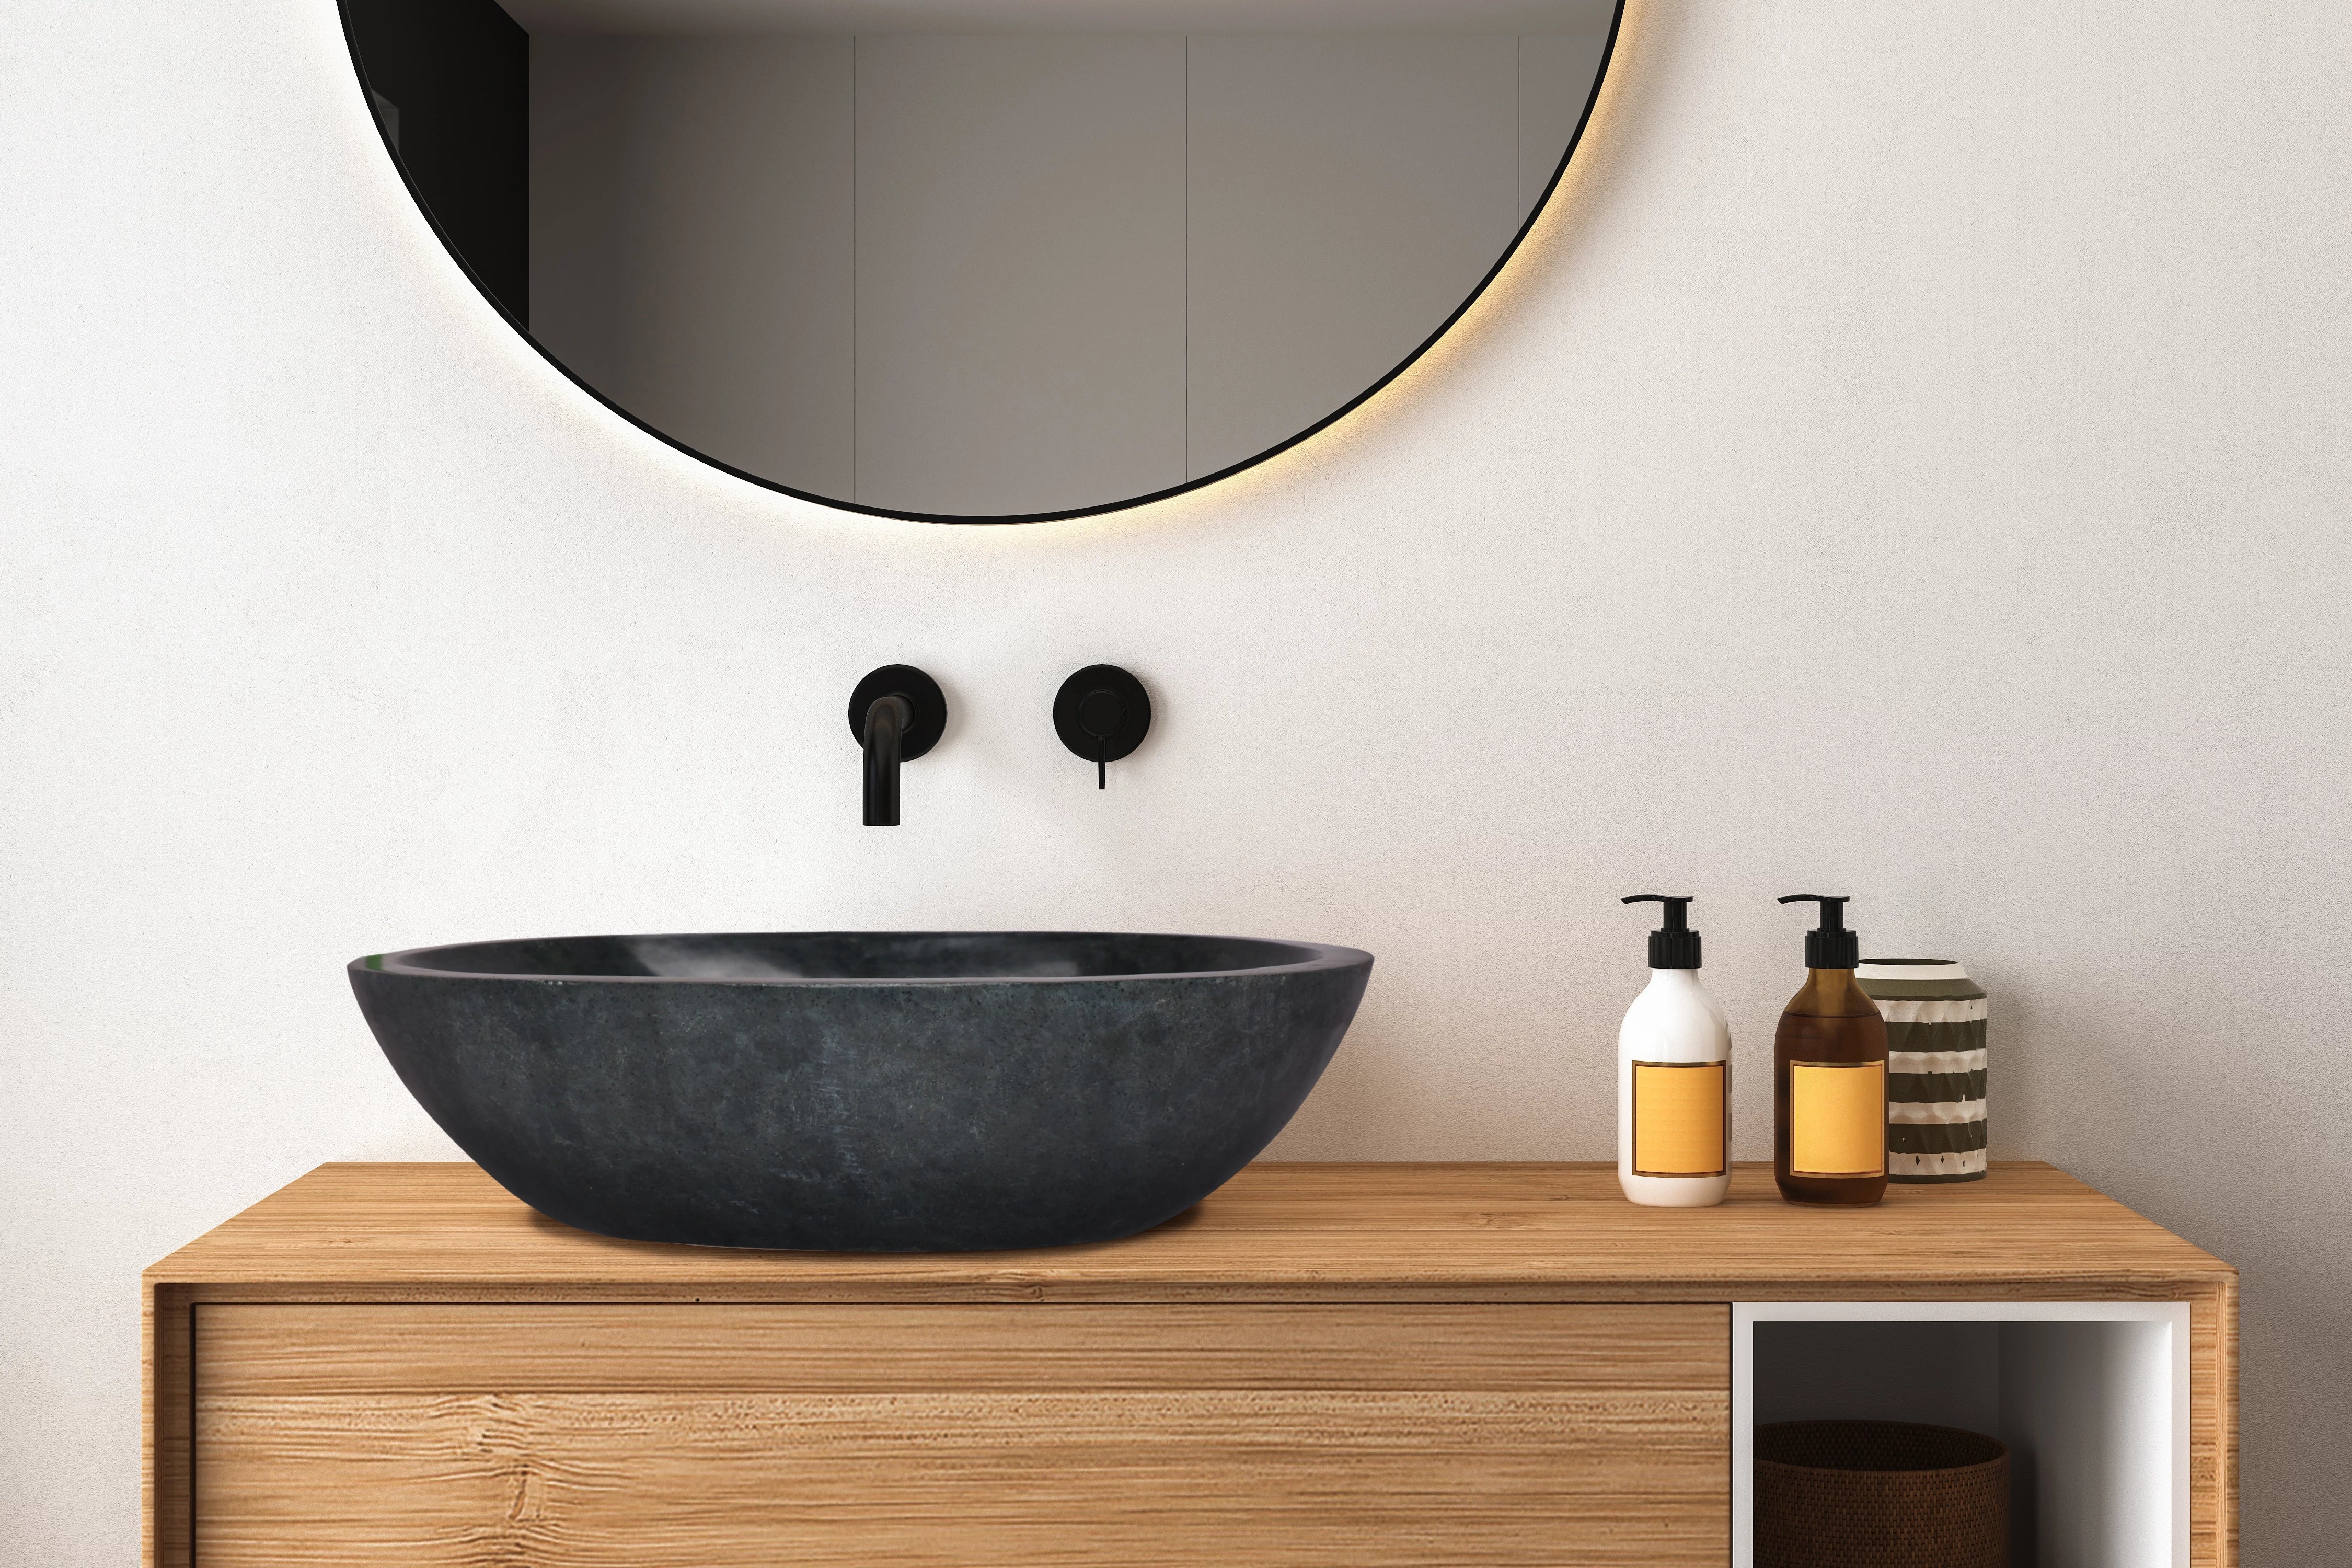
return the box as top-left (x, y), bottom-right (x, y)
top-left (1617, 896), bottom-right (1731, 1207)
top-left (1773, 895), bottom-right (1889, 1206)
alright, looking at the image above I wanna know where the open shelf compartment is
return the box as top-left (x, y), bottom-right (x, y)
top-left (1733, 1301), bottom-right (2190, 1568)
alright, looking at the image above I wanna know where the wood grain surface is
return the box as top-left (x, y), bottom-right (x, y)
top-left (193, 1303), bottom-right (1728, 1567)
top-left (142, 1286), bottom-right (191, 1568)
top-left (195, 1301), bottom-right (1708, 1394)
top-left (144, 1162), bottom-right (2235, 1567)
top-left (147, 1160), bottom-right (2232, 1300)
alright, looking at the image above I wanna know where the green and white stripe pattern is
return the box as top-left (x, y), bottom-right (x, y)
top-left (1857, 960), bottom-right (1988, 1184)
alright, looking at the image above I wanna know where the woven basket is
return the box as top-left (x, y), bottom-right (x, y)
top-left (1755, 1420), bottom-right (2009, 1568)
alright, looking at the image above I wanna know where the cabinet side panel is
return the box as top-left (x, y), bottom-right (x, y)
top-left (2192, 1282), bottom-right (2234, 1567)
top-left (195, 1302), bottom-right (1729, 1567)
top-left (144, 1285), bottom-right (192, 1568)
top-left (1998, 1319), bottom-right (2176, 1568)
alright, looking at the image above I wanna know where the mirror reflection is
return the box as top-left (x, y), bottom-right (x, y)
top-left (341, 1), bottom-right (1618, 520)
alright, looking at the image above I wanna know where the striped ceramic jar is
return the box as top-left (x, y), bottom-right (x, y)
top-left (1856, 960), bottom-right (1988, 1184)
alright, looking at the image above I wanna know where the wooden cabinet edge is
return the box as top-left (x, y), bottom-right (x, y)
top-left (143, 1281), bottom-right (193, 1568)
top-left (2218, 1272), bottom-right (2241, 1567)
top-left (140, 1274), bottom-right (2232, 1308)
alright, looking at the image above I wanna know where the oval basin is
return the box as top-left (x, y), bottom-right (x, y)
top-left (350, 932), bottom-right (1371, 1251)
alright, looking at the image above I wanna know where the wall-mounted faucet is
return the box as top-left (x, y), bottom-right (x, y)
top-left (1054, 665), bottom-right (1152, 789)
top-left (847, 665), bottom-right (946, 826)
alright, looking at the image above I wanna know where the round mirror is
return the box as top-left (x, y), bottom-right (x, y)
top-left (339, 1), bottom-right (1620, 522)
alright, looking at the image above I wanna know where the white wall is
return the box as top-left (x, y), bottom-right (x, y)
top-left (3, 1), bottom-right (2346, 1562)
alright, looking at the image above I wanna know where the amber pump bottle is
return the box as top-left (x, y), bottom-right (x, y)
top-left (1773, 896), bottom-right (1889, 1206)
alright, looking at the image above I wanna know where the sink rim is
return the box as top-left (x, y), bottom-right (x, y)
top-left (355, 930), bottom-right (1373, 986)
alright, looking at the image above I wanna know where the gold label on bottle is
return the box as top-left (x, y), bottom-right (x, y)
top-left (1633, 1061), bottom-right (1727, 1177)
top-left (1790, 1061), bottom-right (1887, 1177)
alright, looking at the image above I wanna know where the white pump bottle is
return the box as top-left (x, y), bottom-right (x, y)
top-left (1617, 896), bottom-right (1732, 1207)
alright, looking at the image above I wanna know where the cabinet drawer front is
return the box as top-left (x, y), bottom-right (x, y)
top-left (195, 1303), bottom-right (1726, 1566)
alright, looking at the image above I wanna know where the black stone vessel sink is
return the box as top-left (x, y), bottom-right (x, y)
top-left (350, 932), bottom-right (1371, 1252)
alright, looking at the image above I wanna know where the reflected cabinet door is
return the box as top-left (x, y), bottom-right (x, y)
top-left (193, 1301), bottom-right (1728, 1566)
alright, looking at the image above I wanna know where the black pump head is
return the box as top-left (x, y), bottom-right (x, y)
top-left (1623, 894), bottom-right (1701, 969)
top-left (1779, 894), bottom-right (1859, 969)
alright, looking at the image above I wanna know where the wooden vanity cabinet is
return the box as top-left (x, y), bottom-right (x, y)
top-left (145, 1163), bottom-right (2235, 1567)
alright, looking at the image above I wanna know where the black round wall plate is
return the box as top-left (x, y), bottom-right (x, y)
top-left (1055, 665), bottom-right (1151, 766)
top-left (847, 665), bottom-right (947, 759)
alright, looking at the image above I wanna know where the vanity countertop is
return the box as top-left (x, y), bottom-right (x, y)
top-left (147, 1159), bottom-right (2230, 1302)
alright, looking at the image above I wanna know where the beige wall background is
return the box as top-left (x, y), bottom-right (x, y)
top-left (4, 0), bottom-right (2347, 1560)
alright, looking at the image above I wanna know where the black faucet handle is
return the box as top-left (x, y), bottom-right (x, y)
top-left (1054, 665), bottom-right (1151, 789)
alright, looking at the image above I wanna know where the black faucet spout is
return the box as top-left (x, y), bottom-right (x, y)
top-left (861, 694), bottom-right (912, 826)
top-left (846, 665), bottom-right (947, 827)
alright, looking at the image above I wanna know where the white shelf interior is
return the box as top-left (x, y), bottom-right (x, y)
top-left (1732, 1301), bottom-right (2189, 1568)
